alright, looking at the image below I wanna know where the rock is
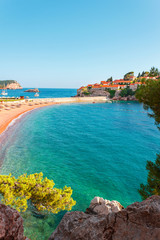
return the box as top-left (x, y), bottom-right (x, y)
top-left (0, 203), bottom-right (25, 240)
top-left (24, 88), bottom-right (39, 92)
top-left (49, 195), bottom-right (160, 240)
top-left (87, 196), bottom-right (123, 215)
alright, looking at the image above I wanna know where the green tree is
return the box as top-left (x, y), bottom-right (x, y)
top-left (136, 79), bottom-right (160, 128)
top-left (120, 87), bottom-right (135, 97)
top-left (137, 72), bottom-right (141, 78)
top-left (107, 89), bottom-right (115, 98)
top-left (138, 154), bottom-right (160, 200)
top-left (124, 71), bottom-right (134, 80)
top-left (136, 79), bottom-right (160, 199)
top-left (0, 173), bottom-right (76, 213)
top-left (148, 67), bottom-right (160, 77)
top-left (107, 77), bottom-right (113, 82)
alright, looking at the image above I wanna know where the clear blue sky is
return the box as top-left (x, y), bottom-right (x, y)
top-left (0, 0), bottom-right (160, 88)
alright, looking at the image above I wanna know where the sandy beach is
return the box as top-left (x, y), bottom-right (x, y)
top-left (0, 96), bottom-right (108, 135)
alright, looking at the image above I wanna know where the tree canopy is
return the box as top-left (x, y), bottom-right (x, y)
top-left (148, 67), bottom-right (160, 77)
top-left (136, 79), bottom-right (160, 200)
top-left (136, 79), bottom-right (160, 128)
top-left (124, 71), bottom-right (134, 80)
top-left (107, 77), bottom-right (113, 82)
top-left (120, 87), bottom-right (135, 97)
top-left (138, 154), bottom-right (160, 200)
top-left (0, 173), bottom-right (76, 213)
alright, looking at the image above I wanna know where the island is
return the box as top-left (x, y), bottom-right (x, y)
top-left (76, 68), bottom-right (160, 101)
top-left (24, 88), bottom-right (39, 92)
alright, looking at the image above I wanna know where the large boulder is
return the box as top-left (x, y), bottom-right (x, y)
top-left (49, 195), bottom-right (160, 240)
top-left (86, 196), bottom-right (124, 215)
top-left (0, 204), bottom-right (25, 240)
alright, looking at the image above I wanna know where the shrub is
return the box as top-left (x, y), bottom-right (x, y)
top-left (120, 87), bottom-right (135, 97)
top-left (0, 173), bottom-right (76, 213)
top-left (107, 89), bottom-right (116, 98)
top-left (138, 154), bottom-right (160, 200)
top-left (83, 91), bottom-right (90, 95)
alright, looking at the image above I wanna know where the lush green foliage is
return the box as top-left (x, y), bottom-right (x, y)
top-left (148, 67), bottom-right (160, 77)
top-left (0, 80), bottom-right (16, 88)
top-left (136, 80), bottom-right (160, 128)
top-left (136, 79), bottom-right (160, 200)
top-left (124, 71), bottom-right (134, 80)
top-left (0, 173), bottom-right (76, 213)
top-left (87, 86), bottom-right (92, 90)
top-left (83, 91), bottom-right (91, 95)
top-left (106, 77), bottom-right (113, 82)
top-left (137, 67), bottom-right (160, 78)
top-left (120, 87), bottom-right (135, 97)
top-left (138, 154), bottom-right (160, 200)
top-left (107, 89), bottom-right (116, 98)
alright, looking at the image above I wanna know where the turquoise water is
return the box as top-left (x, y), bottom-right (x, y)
top-left (1, 88), bottom-right (77, 99)
top-left (0, 102), bottom-right (160, 239)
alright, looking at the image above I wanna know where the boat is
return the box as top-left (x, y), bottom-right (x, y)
top-left (34, 93), bottom-right (39, 97)
top-left (1, 90), bottom-right (8, 96)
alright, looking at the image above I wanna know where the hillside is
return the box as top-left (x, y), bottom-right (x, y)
top-left (0, 80), bottom-right (22, 89)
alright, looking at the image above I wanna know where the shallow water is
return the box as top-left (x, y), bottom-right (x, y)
top-left (0, 102), bottom-right (160, 239)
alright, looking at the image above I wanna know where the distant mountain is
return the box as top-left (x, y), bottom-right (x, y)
top-left (0, 80), bottom-right (22, 89)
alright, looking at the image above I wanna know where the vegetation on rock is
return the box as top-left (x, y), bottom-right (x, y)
top-left (0, 172), bottom-right (76, 213)
top-left (107, 89), bottom-right (116, 98)
top-left (120, 87), bottom-right (135, 97)
top-left (0, 80), bottom-right (17, 88)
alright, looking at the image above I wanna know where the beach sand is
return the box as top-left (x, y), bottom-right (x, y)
top-left (0, 96), bottom-right (108, 135)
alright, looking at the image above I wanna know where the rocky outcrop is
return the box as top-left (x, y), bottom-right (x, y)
top-left (76, 88), bottom-right (137, 101)
top-left (112, 94), bottom-right (137, 101)
top-left (86, 196), bottom-right (124, 215)
top-left (0, 203), bottom-right (25, 239)
top-left (76, 88), bottom-right (110, 97)
top-left (6, 82), bottom-right (22, 89)
top-left (24, 88), bottom-right (39, 92)
top-left (49, 195), bottom-right (160, 240)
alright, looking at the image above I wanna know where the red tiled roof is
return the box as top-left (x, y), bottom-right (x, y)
top-left (101, 81), bottom-right (107, 84)
top-left (92, 85), bottom-right (101, 88)
top-left (109, 85), bottom-right (120, 88)
top-left (114, 80), bottom-right (132, 83)
top-left (101, 85), bottom-right (110, 88)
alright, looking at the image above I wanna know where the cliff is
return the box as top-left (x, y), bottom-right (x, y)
top-left (76, 88), bottom-right (137, 101)
top-left (49, 195), bottom-right (160, 240)
top-left (0, 203), bottom-right (26, 240)
top-left (0, 195), bottom-right (159, 239)
top-left (0, 80), bottom-right (22, 89)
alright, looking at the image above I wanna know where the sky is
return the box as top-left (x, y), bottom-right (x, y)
top-left (0, 0), bottom-right (160, 88)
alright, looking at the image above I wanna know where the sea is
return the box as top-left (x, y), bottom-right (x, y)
top-left (0, 88), bottom-right (160, 240)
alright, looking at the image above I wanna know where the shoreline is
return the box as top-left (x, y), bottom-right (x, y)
top-left (0, 96), bottom-right (108, 136)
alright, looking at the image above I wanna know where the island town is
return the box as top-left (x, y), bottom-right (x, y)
top-left (77, 69), bottom-right (160, 100)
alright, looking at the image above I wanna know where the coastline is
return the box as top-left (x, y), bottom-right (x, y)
top-left (0, 96), bottom-right (108, 136)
